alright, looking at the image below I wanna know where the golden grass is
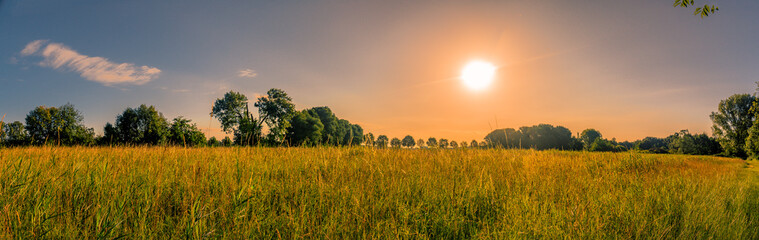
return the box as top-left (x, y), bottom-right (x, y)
top-left (0, 147), bottom-right (757, 239)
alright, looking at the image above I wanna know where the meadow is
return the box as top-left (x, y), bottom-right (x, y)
top-left (0, 147), bottom-right (757, 239)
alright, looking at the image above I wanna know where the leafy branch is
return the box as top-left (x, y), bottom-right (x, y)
top-left (674, 0), bottom-right (719, 18)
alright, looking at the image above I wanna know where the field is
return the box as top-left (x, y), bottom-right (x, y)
top-left (0, 147), bottom-right (758, 239)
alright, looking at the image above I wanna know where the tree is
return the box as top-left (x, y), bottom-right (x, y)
top-left (390, 137), bottom-right (401, 148)
top-left (486, 124), bottom-right (572, 150)
top-left (211, 91), bottom-right (262, 146)
top-left (745, 96), bottom-right (759, 159)
top-left (25, 103), bottom-right (94, 146)
top-left (710, 94), bottom-right (756, 158)
top-left (439, 139), bottom-right (449, 148)
top-left (0, 119), bottom-right (4, 146)
top-left (376, 135), bottom-right (389, 148)
top-left (427, 137), bottom-right (437, 148)
top-left (285, 111), bottom-right (324, 146)
top-left (255, 88), bottom-right (296, 144)
top-left (470, 140), bottom-right (478, 148)
top-left (401, 135), bottom-right (415, 148)
top-left (589, 139), bottom-right (617, 152)
top-left (350, 124), bottom-right (364, 146)
top-left (301, 106), bottom-right (363, 146)
top-left (222, 136), bottom-right (233, 146)
top-left (168, 117), bottom-right (206, 147)
top-left (3, 121), bottom-right (28, 146)
top-left (336, 119), bottom-right (353, 146)
top-left (207, 136), bottom-right (220, 147)
top-left (104, 104), bottom-right (169, 145)
top-left (417, 139), bottom-right (425, 148)
top-left (485, 128), bottom-right (521, 148)
top-left (581, 129), bottom-right (602, 150)
top-left (364, 133), bottom-right (375, 146)
top-left (636, 137), bottom-right (669, 153)
top-left (673, 0), bottom-right (718, 18)
top-left (450, 141), bottom-right (458, 148)
top-left (669, 130), bottom-right (722, 155)
top-left (305, 107), bottom-right (339, 145)
top-left (460, 141), bottom-right (468, 148)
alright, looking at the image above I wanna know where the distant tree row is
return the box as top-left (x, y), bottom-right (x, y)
top-left (102, 104), bottom-right (207, 146)
top-left (480, 124), bottom-right (722, 155)
top-left (0, 103), bottom-right (95, 146)
top-left (0, 103), bottom-right (208, 147)
top-left (360, 134), bottom-right (485, 149)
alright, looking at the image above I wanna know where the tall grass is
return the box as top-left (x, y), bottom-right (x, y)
top-left (0, 147), bottom-right (757, 239)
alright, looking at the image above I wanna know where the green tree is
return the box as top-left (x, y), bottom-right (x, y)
top-left (104, 104), bottom-right (169, 145)
top-left (3, 121), bottom-right (29, 146)
top-left (417, 138), bottom-right (425, 148)
top-left (486, 124), bottom-right (572, 150)
top-left (485, 128), bottom-right (521, 148)
top-left (376, 135), bottom-right (389, 148)
top-left (0, 119), bottom-right (4, 146)
top-left (25, 103), bottom-right (94, 146)
top-left (401, 135), bottom-right (415, 148)
top-left (470, 140), bottom-right (478, 148)
top-left (364, 133), bottom-right (375, 146)
top-left (304, 107), bottom-right (338, 145)
top-left (168, 117), bottom-right (206, 147)
top-left (285, 111), bottom-right (324, 146)
top-left (427, 137), bottom-right (437, 148)
top-left (255, 88), bottom-right (296, 144)
top-left (636, 137), bottom-right (670, 153)
top-left (669, 130), bottom-right (721, 155)
top-left (222, 136), bottom-right (233, 146)
top-left (439, 139), bottom-right (449, 148)
top-left (450, 141), bottom-right (458, 148)
top-left (581, 129), bottom-right (602, 150)
top-left (460, 141), bottom-right (468, 148)
top-left (710, 94), bottom-right (756, 158)
top-left (589, 139), bottom-right (616, 152)
top-left (211, 91), bottom-right (262, 146)
top-left (350, 124), bottom-right (364, 146)
top-left (207, 136), bottom-right (220, 147)
top-left (390, 137), bottom-right (401, 148)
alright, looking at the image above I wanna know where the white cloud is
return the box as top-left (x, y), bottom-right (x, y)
top-left (21, 40), bottom-right (46, 56)
top-left (19, 40), bottom-right (161, 86)
top-left (238, 68), bottom-right (257, 78)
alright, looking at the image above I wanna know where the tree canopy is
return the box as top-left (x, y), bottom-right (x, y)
top-left (710, 94), bottom-right (756, 158)
top-left (401, 135), bottom-right (415, 148)
top-left (168, 117), bottom-right (206, 147)
top-left (104, 104), bottom-right (169, 145)
top-left (25, 103), bottom-right (94, 146)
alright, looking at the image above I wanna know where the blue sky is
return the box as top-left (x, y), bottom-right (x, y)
top-left (2, 0), bottom-right (759, 141)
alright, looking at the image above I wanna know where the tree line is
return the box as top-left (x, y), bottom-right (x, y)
top-left (0, 88), bottom-right (364, 147)
top-left (1, 86), bottom-right (758, 160)
top-left (482, 125), bottom-right (722, 155)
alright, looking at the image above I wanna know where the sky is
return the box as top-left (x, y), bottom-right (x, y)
top-left (2, 0), bottom-right (759, 142)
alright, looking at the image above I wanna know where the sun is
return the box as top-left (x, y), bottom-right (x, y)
top-left (461, 60), bottom-right (496, 90)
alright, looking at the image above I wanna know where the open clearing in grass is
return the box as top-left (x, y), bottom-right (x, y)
top-left (0, 147), bottom-right (758, 239)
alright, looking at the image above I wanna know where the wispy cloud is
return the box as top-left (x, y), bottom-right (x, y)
top-left (238, 68), bottom-right (257, 78)
top-left (19, 40), bottom-right (161, 86)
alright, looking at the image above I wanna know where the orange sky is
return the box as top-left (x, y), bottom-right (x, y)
top-left (4, 1), bottom-right (758, 142)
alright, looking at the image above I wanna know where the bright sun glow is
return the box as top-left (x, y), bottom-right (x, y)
top-left (461, 60), bottom-right (496, 90)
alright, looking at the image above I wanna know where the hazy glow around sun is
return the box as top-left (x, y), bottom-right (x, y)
top-left (461, 60), bottom-right (496, 90)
